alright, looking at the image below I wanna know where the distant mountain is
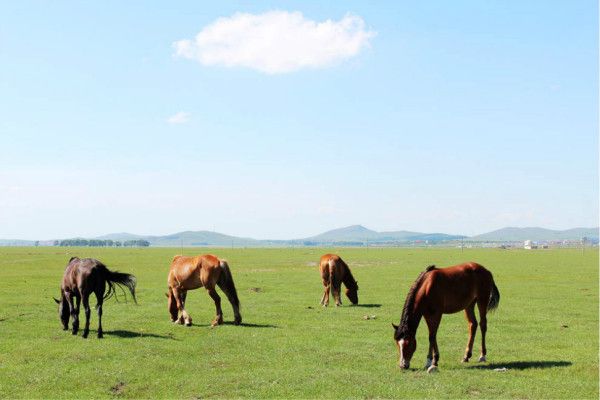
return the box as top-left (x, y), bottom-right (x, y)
top-left (146, 231), bottom-right (260, 247)
top-left (0, 239), bottom-right (35, 246)
top-left (2, 225), bottom-right (596, 247)
top-left (470, 227), bottom-right (599, 242)
top-left (95, 230), bottom-right (260, 247)
top-left (303, 225), bottom-right (465, 244)
top-left (94, 232), bottom-right (145, 241)
top-left (306, 225), bottom-right (382, 242)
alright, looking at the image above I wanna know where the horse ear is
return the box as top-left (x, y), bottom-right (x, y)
top-left (53, 297), bottom-right (60, 304)
top-left (392, 323), bottom-right (399, 330)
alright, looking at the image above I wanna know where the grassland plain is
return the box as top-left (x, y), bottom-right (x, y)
top-left (0, 247), bottom-right (597, 399)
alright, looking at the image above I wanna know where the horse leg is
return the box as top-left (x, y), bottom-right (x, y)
top-left (71, 293), bottom-right (81, 335)
top-left (216, 280), bottom-right (241, 325)
top-left (81, 293), bottom-right (91, 339)
top-left (207, 286), bottom-right (224, 327)
top-left (332, 278), bottom-right (342, 307)
top-left (95, 290), bottom-right (104, 338)
top-left (462, 302), bottom-right (478, 362)
top-left (477, 300), bottom-right (488, 362)
top-left (424, 313), bottom-right (442, 371)
top-left (63, 292), bottom-right (76, 334)
top-left (320, 277), bottom-right (330, 307)
top-left (172, 287), bottom-right (190, 326)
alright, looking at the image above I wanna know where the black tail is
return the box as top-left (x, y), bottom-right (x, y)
top-left (217, 261), bottom-right (240, 309)
top-left (488, 280), bottom-right (500, 311)
top-left (104, 268), bottom-right (137, 304)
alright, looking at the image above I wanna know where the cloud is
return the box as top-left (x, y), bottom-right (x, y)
top-left (173, 11), bottom-right (376, 74)
top-left (167, 111), bottom-right (191, 124)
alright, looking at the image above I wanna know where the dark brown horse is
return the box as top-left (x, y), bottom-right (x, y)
top-left (319, 254), bottom-right (358, 307)
top-left (392, 262), bottom-right (499, 372)
top-left (54, 257), bottom-right (137, 338)
top-left (167, 254), bottom-right (241, 327)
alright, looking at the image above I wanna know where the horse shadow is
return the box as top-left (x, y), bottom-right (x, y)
top-left (222, 321), bottom-right (278, 328)
top-left (352, 303), bottom-right (382, 308)
top-left (469, 360), bottom-right (572, 370)
top-left (103, 330), bottom-right (178, 340)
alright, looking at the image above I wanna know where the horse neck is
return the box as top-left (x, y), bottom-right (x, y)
top-left (342, 267), bottom-right (357, 289)
top-left (397, 269), bottom-right (432, 339)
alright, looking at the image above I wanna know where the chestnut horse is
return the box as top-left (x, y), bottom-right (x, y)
top-left (167, 254), bottom-right (241, 327)
top-left (54, 257), bottom-right (137, 338)
top-left (392, 262), bottom-right (499, 372)
top-left (319, 254), bottom-right (358, 306)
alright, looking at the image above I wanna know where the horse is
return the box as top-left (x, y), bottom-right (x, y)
top-left (54, 257), bottom-right (137, 338)
top-left (392, 262), bottom-right (500, 372)
top-left (319, 253), bottom-right (359, 307)
top-left (167, 254), bottom-right (241, 327)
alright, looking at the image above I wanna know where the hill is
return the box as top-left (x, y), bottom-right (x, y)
top-left (303, 225), bottom-right (465, 244)
top-left (470, 227), bottom-right (599, 242)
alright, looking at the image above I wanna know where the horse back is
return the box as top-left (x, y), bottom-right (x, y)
top-left (61, 257), bottom-right (106, 292)
top-left (420, 262), bottom-right (494, 314)
top-left (168, 254), bottom-right (221, 289)
top-left (319, 253), bottom-right (343, 270)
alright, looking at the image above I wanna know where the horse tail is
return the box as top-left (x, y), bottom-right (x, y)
top-left (488, 279), bottom-right (500, 311)
top-left (104, 267), bottom-right (137, 304)
top-left (217, 260), bottom-right (240, 309)
top-left (328, 258), bottom-right (338, 296)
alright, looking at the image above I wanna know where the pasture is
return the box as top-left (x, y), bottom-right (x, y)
top-left (0, 247), bottom-right (597, 399)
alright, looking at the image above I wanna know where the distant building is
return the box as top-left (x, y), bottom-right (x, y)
top-left (524, 240), bottom-right (537, 250)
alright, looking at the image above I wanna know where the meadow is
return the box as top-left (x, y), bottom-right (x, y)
top-left (0, 246), bottom-right (597, 399)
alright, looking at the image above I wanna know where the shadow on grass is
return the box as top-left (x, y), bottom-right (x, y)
top-left (103, 330), bottom-right (178, 340)
top-left (222, 321), bottom-right (278, 328)
top-left (353, 304), bottom-right (382, 308)
top-left (469, 360), bottom-right (572, 370)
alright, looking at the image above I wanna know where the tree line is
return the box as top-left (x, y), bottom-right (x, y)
top-left (53, 239), bottom-right (150, 247)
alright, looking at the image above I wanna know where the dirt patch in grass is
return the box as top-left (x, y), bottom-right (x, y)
top-left (110, 382), bottom-right (126, 396)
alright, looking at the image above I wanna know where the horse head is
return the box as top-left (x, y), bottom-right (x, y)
top-left (54, 295), bottom-right (69, 330)
top-left (393, 323), bottom-right (416, 369)
top-left (345, 281), bottom-right (359, 305)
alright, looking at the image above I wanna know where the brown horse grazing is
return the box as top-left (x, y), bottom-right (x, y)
top-left (167, 254), bottom-right (241, 327)
top-left (319, 254), bottom-right (359, 307)
top-left (54, 257), bottom-right (137, 338)
top-left (392, 262), bottom-right (500, 372)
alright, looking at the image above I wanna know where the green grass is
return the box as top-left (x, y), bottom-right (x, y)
top-left (0, 247), bottom-right (597, 399)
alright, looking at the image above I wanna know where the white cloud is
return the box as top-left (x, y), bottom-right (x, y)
top-left (173, 11), bottom-right (376, 74)
top-left (167, 111), bottom-right (191, 124)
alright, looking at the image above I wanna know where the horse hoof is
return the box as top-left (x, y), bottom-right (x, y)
top-left (82, 333), bottom-right (88, 339)
top-left (462, 358), bottom-right (469, 363)
top-left (427, 365), bottom-right (438, 374)
top-left (185, 322), bottom-right (192, 327)
top-left (478, 356), bottom-right (487, 362)
top-left (234, 318), bottom-right (242, 326)
top-left (97, 333), bottom-right (103, 339)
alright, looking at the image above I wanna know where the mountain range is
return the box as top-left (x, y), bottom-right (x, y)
top-left (1, 225), bottom-right (597, 247)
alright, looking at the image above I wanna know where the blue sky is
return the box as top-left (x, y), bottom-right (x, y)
top-left (0, 1), bottom-right (597, 240)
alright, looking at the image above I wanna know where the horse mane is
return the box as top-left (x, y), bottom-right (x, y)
top-left (395, 265), bottom-right (436, 340)
top-left (340, 259), bottom-right (358, 290)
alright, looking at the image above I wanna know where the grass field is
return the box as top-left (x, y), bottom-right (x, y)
top-left (0, 247), bottom-right (597, 399)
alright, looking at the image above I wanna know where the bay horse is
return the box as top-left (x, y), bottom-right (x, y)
top-left (54, 257), bottom-right (137, 338)
top-left (167, 254), bottom-right (241, 327)
top-left (319, 254), bottom-right (358, 306)
top-left (392, 262), bottom-right (500, 372)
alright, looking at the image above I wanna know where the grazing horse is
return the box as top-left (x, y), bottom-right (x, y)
top-left (319, 254), bottom-right (359, 307)
top-left (167, 254), bottom-right (241, 327)
top-left (54, 257), bottom-right (137, 338)
top-left (392, 262), bottom-right (500, 372)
